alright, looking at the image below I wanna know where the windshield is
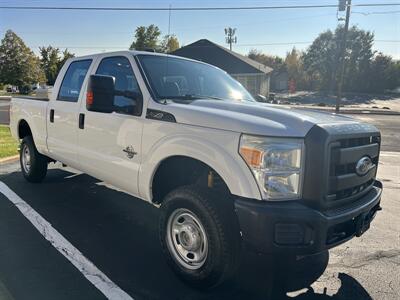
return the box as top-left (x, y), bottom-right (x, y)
top-left (137, 54), bottom-right (255, 102)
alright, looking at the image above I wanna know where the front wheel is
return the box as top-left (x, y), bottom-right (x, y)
top-left (159, 186), bottom-right (241, 289)
top-left (20, 136), bottom-right (48, 183)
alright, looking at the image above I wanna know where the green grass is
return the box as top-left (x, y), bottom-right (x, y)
top-left (0, 125), bottom-right (19, 159)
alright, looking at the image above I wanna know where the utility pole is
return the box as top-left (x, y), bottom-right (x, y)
top-left (335, 0), bottom-right (352, 113)
top-left (224, 27), bottom-right (237, 51)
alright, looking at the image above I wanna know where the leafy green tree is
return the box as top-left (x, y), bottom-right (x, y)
top-left (0, 30), bottom-right (45, 91)
top-left (303, 25), bottom-right (375, 92)
top-left (285, 48), bottom-right (310, 90)
top-left (302, 29), bottom-right (338, 91)
top-left (58, 49), bottom-right (75, 70)
top-left (161, 34), bottom-right (180, 53)
top-left (39, 46), bottom-right (60, 85)
top-left (341, 27), bottom-right (374, 92)
top-left (248, 49), bottom-right (285, 72)
top-left (369, 53), bottom-right (400, 93)
top-left (129, 25), bottom-right (161, 51)
top-left (39, 46), bottom-right (75, 85)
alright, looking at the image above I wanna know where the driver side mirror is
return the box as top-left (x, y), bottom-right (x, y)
top-left (87, 74), bottom-right (143, 116)
top-left (87, 74), bottom-right (115, 113)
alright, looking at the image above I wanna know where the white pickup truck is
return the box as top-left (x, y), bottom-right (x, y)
top-left (10, 50), bottom-right (382, 288)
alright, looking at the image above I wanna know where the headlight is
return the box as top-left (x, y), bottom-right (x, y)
top-left (239, 135), bottom-right (305, 200)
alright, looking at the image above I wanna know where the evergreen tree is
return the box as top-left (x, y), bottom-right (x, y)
top-left (0, 30), bottom-right (45, 91)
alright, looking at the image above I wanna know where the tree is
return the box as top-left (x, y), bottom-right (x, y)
top-left (58, 49), bottom-right (74, 70)
top-left (303, 25), bottom-right (375, 93)
top-left (302, 29), bottom-right (338, 91)
top-left (369, 53), bottom-right (400, 93)
top-left (0, 30), bottom-right (45, 91)
top-left (285, 48), bottom-right (308, 90)
top-left (341, 26), bottom-right (374, 92)
top-left (39, 46), bottom-right (60, 85)
top-left (39, 46), bottom-right (74, 85)
top-left (248, 49), bottom-right (285, 72)
top-left (161, 35), bottom-right (180, 53)
top-left (129, 25), bottom-right (161, 51)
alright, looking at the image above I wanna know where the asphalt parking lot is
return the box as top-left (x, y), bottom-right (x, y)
top-left (0, 152), bottom-right (399, 300)
top-left (0, 162), bottom-right (329, 300)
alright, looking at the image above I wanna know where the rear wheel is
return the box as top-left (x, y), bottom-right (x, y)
top-left (159, 185), bottom-right (241, 289)
top-left (20, 136), bottom-right (48, 183)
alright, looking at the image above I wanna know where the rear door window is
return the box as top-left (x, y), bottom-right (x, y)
top-left (57, 59), bottom-right (92, 102)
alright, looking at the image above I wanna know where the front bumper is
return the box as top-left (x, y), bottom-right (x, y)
top-left (234, 180), bottom-right (382, 255)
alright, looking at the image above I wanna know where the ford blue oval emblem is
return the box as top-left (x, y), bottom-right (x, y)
top-left (355, 156), bottom-right (374, 176)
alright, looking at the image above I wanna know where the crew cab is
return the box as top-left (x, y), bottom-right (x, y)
top-left (9, 51), bottom-right (382, 288)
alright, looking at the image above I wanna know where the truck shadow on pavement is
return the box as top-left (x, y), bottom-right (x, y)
top-left (284, 273), bottom-right (373, 300)
top-left (0, 168), bottom-right (374, 300)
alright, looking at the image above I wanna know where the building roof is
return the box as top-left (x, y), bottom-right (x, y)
top-left (172, 39), bottom-right (273, 75)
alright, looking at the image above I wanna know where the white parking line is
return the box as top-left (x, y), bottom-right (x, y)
top-left (0, 181), bottom-right (133, 300)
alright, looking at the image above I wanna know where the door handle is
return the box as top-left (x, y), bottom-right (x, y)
top-left (50, 109), bottom-right (54, 123)
top-left (79, 113), bottom-right (85, 129)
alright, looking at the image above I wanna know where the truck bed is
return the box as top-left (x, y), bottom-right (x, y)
top-left (9, 97), bottom-right (48, 154)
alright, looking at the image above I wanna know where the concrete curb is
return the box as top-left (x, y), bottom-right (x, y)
top-left (0, 96), bottom-right (11, 101)
top-left (0, 155), bottom-right (19, 165)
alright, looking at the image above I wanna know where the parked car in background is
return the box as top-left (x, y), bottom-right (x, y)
top-left (6, 86), bottom-right (19, 93)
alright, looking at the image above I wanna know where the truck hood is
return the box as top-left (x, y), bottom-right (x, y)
top-left (158, 100), bottom-right (367, 137)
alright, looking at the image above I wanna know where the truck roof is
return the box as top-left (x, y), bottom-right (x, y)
top-left (66, 49), bottom-right (224, 72)
top-left (68, 50), bottom-right (193, 61)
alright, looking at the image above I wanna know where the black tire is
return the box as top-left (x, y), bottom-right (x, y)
top-left (20, 136), bottom-right (48, 183)
top-left (159, 185), bottom-right (241, 289)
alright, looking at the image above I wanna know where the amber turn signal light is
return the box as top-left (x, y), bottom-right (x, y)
top-left (239, 146), bottom-right (263, 167)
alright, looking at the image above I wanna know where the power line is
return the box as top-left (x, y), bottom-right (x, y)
top-left (1, 3), bottom-right (400, 11)
top-left (0, 13), bottom-right (337, 35)
top-left (353, 10), bottom-right (400, 15)
top-left (27, 40), bottom-right (400, 49)
top-left (236, 41), bottom-right (313, 47)
top-left (353, 3), bottom-right (400, 8)
top-left (375, 40), bottom-right (400, 42)
top-left (0, 5), bottom-right (338, 11)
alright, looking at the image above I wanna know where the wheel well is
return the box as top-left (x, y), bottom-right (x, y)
top-left (18, 120), bottom-right (32, 139)
top-left (151, 156), bottom-right (230, 204)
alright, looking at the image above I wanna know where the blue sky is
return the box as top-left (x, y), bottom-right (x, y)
top-left (0, 0), bottom-right (399, 59)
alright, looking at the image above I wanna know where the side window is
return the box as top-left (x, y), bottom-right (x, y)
top-left (96, 56), bottom-right (141, 115)
top-left (58, 59), bottom-right (92, 102)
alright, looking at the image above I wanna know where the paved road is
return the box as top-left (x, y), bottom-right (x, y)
top-left (350, 114), bottom-right (400, 152)
top-left (0, 152), bottom-right (399, 300)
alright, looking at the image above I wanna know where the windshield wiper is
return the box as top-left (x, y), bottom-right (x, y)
top-left (160, 94), bottom-right (225, 101)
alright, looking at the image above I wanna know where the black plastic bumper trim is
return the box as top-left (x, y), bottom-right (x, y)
top-left (234, 181), bottom-right (382, 255)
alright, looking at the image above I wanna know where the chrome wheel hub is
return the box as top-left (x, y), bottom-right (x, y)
top-left (21, 144), bottom-right (31, 173)
top-left (166, 208), bottom-right (208, 270)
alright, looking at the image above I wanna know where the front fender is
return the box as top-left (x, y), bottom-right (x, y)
top-left (138, 132), bottom-right (261, 202)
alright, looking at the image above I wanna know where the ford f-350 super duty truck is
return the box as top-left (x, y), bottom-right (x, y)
top-left (10, 51), bottom-right (382, 288)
